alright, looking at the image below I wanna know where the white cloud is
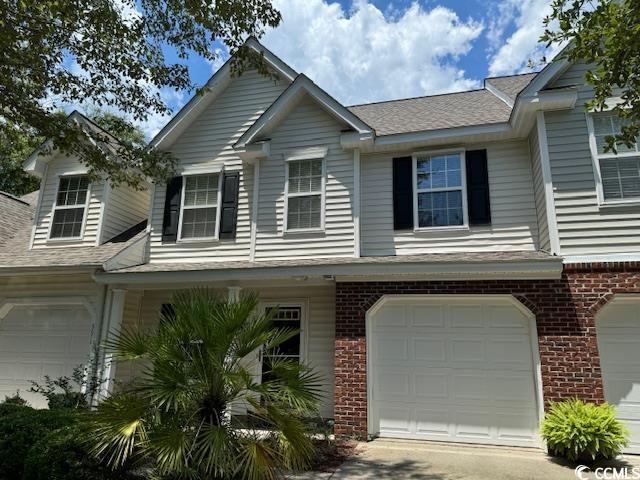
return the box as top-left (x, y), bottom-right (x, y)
top-left (487, 0), bottom-right (559, 76)
top-left (261, 0), bottom-right (484, 105)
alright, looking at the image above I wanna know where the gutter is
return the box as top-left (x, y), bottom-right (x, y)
top-left (93, 258), bottom-right (563, 285)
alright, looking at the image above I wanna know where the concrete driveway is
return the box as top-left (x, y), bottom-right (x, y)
top-left (323, 439), bottom-right (640, 480)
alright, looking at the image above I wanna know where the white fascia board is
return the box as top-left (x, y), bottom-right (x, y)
top-left (234, 74), bottom-right (373, 149)
top-left (151, 39), bottom-right (298, 151)
top-left (94, 259), bottom-right (563, 284)
top-left (340, 131), bottom-right (375, 149)
top-left (369, 122), bottom-right (511, 152)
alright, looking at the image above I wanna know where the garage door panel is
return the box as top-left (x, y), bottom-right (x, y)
top-left (413, 338), bottom-right (446, 362)
top-left (450, 305), bottom-right (484, 328)
top-left (415, 373), bottom-right (448, 399)
top-left (450, 338), bottom-right (485, 363)
top-left (370, 297), bottom-right (540, 446)
top-left (410, 305), bottom-right (445, 327)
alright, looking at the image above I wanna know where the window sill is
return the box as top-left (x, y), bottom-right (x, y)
top-left (283, 228), bottom-right (325, 237)
top-left (46, 237), bottom-right (84, 244)
top-left (413, 225), bottom-right (470, 233)
top-left (177, 237), bottom-right (220, 244)
top-left (599, 200), bottom-right (640, 209)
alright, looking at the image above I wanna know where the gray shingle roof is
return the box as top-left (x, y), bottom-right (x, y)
top-left (485, 73), bottom-right (537, 101)
top-left (347, 72), bottom-right (538, 137)
top-left (0, 192), bottom-right (33, 249)
top-left (108, 250), bottom-right (558, 274)
top-left (0, 194), bottom-right (147, 270)
top-left (348, 89), bottom-right (512, 136)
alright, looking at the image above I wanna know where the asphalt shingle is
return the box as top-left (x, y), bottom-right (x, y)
top-left (485, 73), bottom-right (537, 102)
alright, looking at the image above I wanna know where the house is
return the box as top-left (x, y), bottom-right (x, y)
top-left (1, 38), bottom-right (639, 453)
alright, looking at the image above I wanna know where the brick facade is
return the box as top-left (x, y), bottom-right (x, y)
top-left (334, 262), bottom-right (640, 439)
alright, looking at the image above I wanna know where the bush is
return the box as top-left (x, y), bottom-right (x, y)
top-left (0, 407), bottom-right (77, 479)
top-left (23, 421), bottom-right (131, 480)
top-left (541, 399), bottom-right (629, 462)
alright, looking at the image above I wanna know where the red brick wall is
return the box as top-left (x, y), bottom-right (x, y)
top-left (334, 262), bottom-right (640, 439)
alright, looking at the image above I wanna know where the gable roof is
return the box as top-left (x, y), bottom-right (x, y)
top-left (347, 88), bottom-right (514, 137)
top-left (151, 37), bottom-right (298, 150)
top-left (234, 74), bottom-right (373, 148)
top-left (23, 110), bottom-right (119, 176)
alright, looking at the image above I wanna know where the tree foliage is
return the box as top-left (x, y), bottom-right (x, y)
top-left (541, 0), bottom-right (640, 152)
top-left (0, 0), bottom-right (281, 188)
top-left (88, 289), bottom-right (322, 480)
top-left (0, 110), bottom-right (146, 196)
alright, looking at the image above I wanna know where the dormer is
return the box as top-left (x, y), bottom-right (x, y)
top-left (23, 112), bottom-right (151, 249)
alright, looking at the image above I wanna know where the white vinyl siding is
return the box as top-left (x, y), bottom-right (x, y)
top-left (101, 183), bottom-right (150, 243)
top-left (254, 97), bottom-right (355, 260)
top-left (361, 141), bottom-right (539, 255)
top-left (545, 61), bottom-right (640, 256)
top-left (528, 127), bottom-right (551, 251)
top-left (147, 69), bottom-right (289, 263)
top-left (32, 154), bottom-right (104, 249)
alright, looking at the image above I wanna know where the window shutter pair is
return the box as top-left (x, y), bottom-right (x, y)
top-left (392, 149), bottom-right (491, 230)
top-left (161, 171), bottom-right (240, 242)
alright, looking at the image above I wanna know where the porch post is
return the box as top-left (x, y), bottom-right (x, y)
top-left (96, 288), bottom-right (127, 402)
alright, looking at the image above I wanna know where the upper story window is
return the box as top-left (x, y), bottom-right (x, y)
top-left (413, 152), bottom-right (467, 228)
top-left (590, 112), bottom-right (640, 203)
top-left (49, 175), bottom-right (90, 239)
top-left (178, 173), bottom-right (221, 240)
top-left (285, 158), bottom-right (324, 231)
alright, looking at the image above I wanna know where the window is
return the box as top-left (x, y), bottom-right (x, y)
top-left (50, 175), bottom-right (90, 239)
top-left (285, 159), bottom-right (324, 231)
top-left (414, 152), bottom-right (466, 228)
top-left (262, 306), bottom-right (302, 382)
top-left (178, 173), bottom-right (221, 240)
top-left (590, 112), bottom-right (640, 203)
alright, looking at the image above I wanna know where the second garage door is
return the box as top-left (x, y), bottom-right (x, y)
top-left (368, 295), bottom-right (541, 447)
top-left (0, 305), bottom-right (93, 408)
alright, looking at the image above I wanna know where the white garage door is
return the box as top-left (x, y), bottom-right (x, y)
top-left (368, 296), bottom-right (541, 447)
top-left (596, 296), bottom-right (640, 454)
top-left (0, 305), bottom-right (93, 408)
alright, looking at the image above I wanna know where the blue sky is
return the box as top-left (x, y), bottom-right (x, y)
top-left (76, 0), bottom-right (558, 137)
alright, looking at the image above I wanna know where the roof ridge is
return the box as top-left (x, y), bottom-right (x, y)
top-left (347, 87), bottom-right (488, 109)
top-left (485, 71), bottom-right (539, 81)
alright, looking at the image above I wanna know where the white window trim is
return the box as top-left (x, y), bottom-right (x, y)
top-left (47, 174), bottom-right (92, 242)
top-left (283, 156), bottom-right (326, 234)
top-left (177, 171), bottom-right (224, 242)
top-left (412, 149), bottom-right (469, 231)
top-left (586, 112), bottom-right (640, 207)
top-left (258, 300), bottom-right (308, 383)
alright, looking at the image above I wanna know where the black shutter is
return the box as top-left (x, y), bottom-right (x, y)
top-left (219, 171), bottom-right (240, 239)
top-left (393, 156), bottom-right (414, 230)
top-left (465, 149), bottom-right (491, 225)
top-left (162, 176), bottom-right (182, 243)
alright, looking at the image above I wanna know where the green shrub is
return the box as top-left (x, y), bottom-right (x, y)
top-left (23, 421), bottom-right (131, 480)
top-left (0, 407), bottom-right (77, 479)
top-left (541, 399), bottom-right (629, 462)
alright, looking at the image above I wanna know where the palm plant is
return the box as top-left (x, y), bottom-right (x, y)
top-left (88, 288), bottom-right (323, 480)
